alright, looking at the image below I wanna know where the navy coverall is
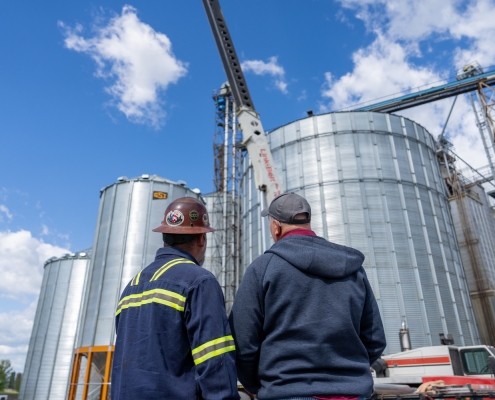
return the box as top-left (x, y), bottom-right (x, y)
top-left (111, 246), bottom-right (239, 400)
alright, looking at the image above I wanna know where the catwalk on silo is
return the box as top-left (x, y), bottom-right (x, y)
top-left (241, 111), bottom-right (480, 354)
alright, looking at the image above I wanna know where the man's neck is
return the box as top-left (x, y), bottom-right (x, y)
top-left (280, 228), bottom-right (316, 240)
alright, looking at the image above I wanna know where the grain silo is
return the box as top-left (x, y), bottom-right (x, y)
top-left (240, 111), bottom-right (480, 354)
top-left (68, 175), bottom-right (202, 399)
top-left (448, 182), bottom-right (495, 345)
top-left (19, 250), bottom-right (90, 400)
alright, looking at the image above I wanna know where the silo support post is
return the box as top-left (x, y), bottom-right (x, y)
top-left (68, 352), bottom-right (82, 400)
top-left (100, 346), bottom-right (113, 400)
top-left (81, 350), bottom-right (93, 400)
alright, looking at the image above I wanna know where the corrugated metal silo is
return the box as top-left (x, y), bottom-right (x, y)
top-left (241, 111), bottom-right (480, 354)
top-left (77, 175), bottom-right (202, 349)
top-left (449, 182), bottom-right (495, 345)
top-left (19, 250), bottom-right (90, 400)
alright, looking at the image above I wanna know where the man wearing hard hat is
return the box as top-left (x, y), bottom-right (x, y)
top-left (111, 197), bottom-right (239, 400)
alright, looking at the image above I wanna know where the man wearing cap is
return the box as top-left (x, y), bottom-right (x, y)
top-left (112, 197), bottom-right (239, 400)
top-left (229, 193), bottom-right (386, 400)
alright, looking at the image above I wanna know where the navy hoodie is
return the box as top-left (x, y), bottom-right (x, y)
top-left (229, 235), bottom-right (386, 399)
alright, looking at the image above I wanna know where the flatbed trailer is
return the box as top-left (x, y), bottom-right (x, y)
top-left (373, 384), bottom-right (495, 400)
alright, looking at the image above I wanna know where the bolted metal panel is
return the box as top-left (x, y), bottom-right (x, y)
top-left (77, 175), bottom-right (201, 348)
top-left (240, 111), bottom-right (479, 354)
top-left (19, 252), bottom-right (90, 400)
top-left (19, 261), bottom-right (50, 400)
top-left (449, 183), bottom-right (495, 344)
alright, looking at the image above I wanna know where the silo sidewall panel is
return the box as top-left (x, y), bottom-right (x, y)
top-left (20, 256), bottom-right (90, 400)
top-left (19, 261), bottom-right (52, 400)
top-left (240, 112), bottom-right (478, 353)
top-left (50, 258), bottom-right (89, 399)
top-left (81, 184), bottom-right (120, 347)
top-left (79, 177), bottom-right (200, 349)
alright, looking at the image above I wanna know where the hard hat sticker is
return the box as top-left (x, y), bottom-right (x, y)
top-left (189, 210), bottom-right (199, 222)
top-left (166, 210), bottom-right (184, 226)
top-left (202, 213), bottom-right (209, 227)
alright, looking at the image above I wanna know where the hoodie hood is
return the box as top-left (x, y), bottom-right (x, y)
top-left (266, 235), bottom-right (364, 279)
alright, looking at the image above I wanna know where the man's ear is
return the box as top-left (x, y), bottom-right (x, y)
top-left (197, 233), bottom-right (207, 247)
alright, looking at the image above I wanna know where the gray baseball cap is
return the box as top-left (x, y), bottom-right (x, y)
top-left (261, 192), bottom-right (311, 224)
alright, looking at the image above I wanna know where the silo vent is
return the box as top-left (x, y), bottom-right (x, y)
top-left (177, 180), bottom-right (187, 186)
top-left (192, 188), bottom-right (201, 194)
top-left (79, 252), bottom-right (87, 257)
top-left (117, 176), bottom-right (127, 182)
top-left (141, 174), bottom-right (150, 179)
top-left (69, 253), bottom-right (76, 257)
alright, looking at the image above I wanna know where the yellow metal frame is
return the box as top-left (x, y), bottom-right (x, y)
top-left (68, 345), bottom-right (114, 400)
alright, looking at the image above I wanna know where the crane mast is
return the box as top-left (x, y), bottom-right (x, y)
top-left (202, 0), bottom-right (283, 204)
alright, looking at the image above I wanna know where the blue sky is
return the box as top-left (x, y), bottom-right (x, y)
top-left (1, 0), bottom-right (495, 371)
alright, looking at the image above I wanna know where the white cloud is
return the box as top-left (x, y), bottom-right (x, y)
top-left (321, 35), bottom-right (441, 110)
top-left (0, 231), bottom-right (69, 371)
top-left (0, 205), bottom-right (12, 221)
top-left (0, 302), bottom-right (36, 371)
top-left (298, 90), bottom-right (307, 102)
top-left (0, 230), bottom-right (69, 297)
top-left (241, 56), bottom-right (289, 94)
top-left (60, 5), bottom-right (187, 128)
top-left (339, 0), bottom-right (458, 40)
top-left (336, 0), bottom-right (495, 68)
top-left (58, 233), bottom-right (70, 241)
top-left (322, 0), bottom-right (495, 169)
top-left (451, 0), bottom-right (495, 67)
top-left (41, 224), bottom-right (50, 236)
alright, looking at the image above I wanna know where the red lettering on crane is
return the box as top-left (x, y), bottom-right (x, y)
top-left (260, 148), bottom-right (281, 196)
top-left (260, 149), bottom-right (277, 183)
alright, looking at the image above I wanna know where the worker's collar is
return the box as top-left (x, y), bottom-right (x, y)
top-left (280, 228), bottom-right (317, 240)
top-left (155, 246), bottom-right (199, 265)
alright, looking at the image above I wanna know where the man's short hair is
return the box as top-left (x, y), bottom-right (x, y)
top-left (269, 213), bottom-right (308, 226)
top-left (163, 233), bottom-right (198, 246)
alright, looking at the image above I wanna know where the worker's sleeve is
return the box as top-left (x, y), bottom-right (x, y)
top-left (228, 262), bottom-right (264, 395)
top-left (184, 277), bottom-right (240, 400)
top-left (114, 285), bottom-right (129, 333)
top-left (360, 270), bottom-right (387, 365)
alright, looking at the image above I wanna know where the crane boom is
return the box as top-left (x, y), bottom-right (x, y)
top-left (202, 0), bottom-right (283, 203)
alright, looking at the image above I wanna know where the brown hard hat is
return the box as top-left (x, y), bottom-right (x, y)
top-left (152, 197), bottom-right (215, 234)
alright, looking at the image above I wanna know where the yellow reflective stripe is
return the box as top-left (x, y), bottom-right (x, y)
top-left (135, 269), bottom-right (142, 285)
top-left (151, 260), bottom-right (177, 281)
top-left (194, 346), bottom-right (236, 365)
top-left (191, 335), bottom-right (236, 365)
top-left (150, 258), bottom-right (195, 282)
top-left (192, 335), bottom-right (234, 355)
top-left (150, 259), bottom-right (175, 281)
top-left (116, 288), bottom-right (186, 316)
top-left (118, 288), bottom-right (185, 306)
top-left (130, 269), bottom-right (143, 286)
